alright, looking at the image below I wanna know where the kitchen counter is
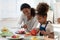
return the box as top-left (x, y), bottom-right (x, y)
top-left (0, 36), bottom-right (54, 40)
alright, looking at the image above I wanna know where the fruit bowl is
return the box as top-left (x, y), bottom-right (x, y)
top-left (7, 35), bottom-right (24, 40)
top-left (1, 32), bottom-right (13, 37)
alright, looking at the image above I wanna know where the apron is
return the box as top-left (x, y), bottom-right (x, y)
top-left (39, 21), bottom-right (49, 36)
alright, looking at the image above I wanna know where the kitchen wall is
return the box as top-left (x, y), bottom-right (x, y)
top-left (0, 0), bottom-right (56, 22)
top-left (54, 2), bottom-right (60, 23)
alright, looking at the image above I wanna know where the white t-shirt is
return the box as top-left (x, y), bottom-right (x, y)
top-left (18, 14), bottom-right (39, 31)
top-left (36, 23), bottom-right (54, 33)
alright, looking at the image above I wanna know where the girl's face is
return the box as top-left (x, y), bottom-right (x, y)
top-left (37, 15), bottom-right (47, 24)
top-left (22, 8), bottom-right (31, 17)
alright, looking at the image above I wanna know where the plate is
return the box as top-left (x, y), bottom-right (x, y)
top-left (24, 36), bottom-right (44, 40)
top-left (7, 37), bottom-right (24, 40)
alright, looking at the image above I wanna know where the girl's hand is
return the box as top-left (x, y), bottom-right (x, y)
top-left (48, 32), bottom-right (54, 39)
top-left (40, 30), bottom-right (47, 35)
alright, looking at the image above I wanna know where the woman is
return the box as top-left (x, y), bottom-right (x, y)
top-left (19, 3), bottom-right (39, 32)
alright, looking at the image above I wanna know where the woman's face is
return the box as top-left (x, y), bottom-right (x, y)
top-left (22, 8), bottom-right (31, 16)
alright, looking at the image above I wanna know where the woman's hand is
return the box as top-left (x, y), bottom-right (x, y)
top-left (23, 24), bottom-right (28, 29)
